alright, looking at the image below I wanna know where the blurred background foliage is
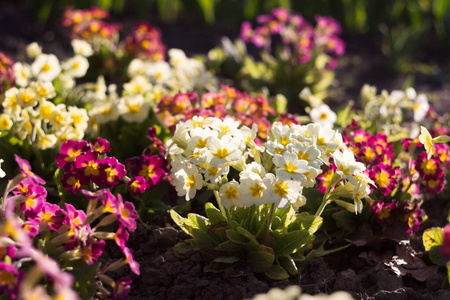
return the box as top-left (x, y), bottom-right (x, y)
top-left (22, 0), bottom-right (450, 74)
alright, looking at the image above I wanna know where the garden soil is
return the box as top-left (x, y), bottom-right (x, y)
top-left (2, 1), bottom-right (450, 299)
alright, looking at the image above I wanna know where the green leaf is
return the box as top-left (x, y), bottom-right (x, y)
top-left (332, 209), bottom-right (356, 232)
top-left (247, 248), bottom-right (275, 273)
top-left (305, 242), bottom-right (350, 262)
top-left (226, 228), bottom-right (252, 244)
top-left (423, 227), bottom-right (443, 251)
top-left (334, 199), bottom-right (356, 213)
top-left (336, 100), bottom-right (354, 128)
top-left (214, 256), bottom-right (240, 263)
top-left (265, 264), bottom-right (290, 280)
top-left (273, 230), bottom-right (310, 257)
top-left (429, 246), bottom-right (449, 266)
top-left (205, 202), bottom-right (227, 225)
top-left (236, 227), bottom-right (259, 246)
top-left (277, 255), bottom-right (298, 276)
top-left (287, 212), bottom-right (322, 234)
top-left (173, 241), bottom-right (194, 257)
top-left (216, 240), bottom-right (242, 253)
top-left (197, 0), bottom-right (215, 24)
top-left (170, 210), bottom-right (221, 248)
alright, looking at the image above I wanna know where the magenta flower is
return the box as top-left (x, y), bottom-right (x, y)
top-left (111, 277), bottom-right (132, 300)
top-left (23, 217), bottom-right (40, 238)
top-left (116, 194), bottom-right (138, 232)
top-left (62, 203), bottom-right (87, 236)
top-left (74, 151), bottom-right (102, 184)
top-left (19, 184), bottom-right (47, 218)
top-left (127, 176), bottom-right (147, 196)
top-left (114, 224), bottom-right (130, 252)
top-left (81, 239), bottom-right (106, 265)
top-left (92, 137), bottom-right (110, 154)
top-left (123, 246), bottom-right (140, 275)
top-left (135, 155), bottom-right (167, 188)
top-left (441, 224), bottom-right (450, 259)
top-left (37, 202), bottom-right (62, 231)
top-left (14, 155), bottom-right (45, 185)
top-left (425, 172), bottom-right (446, 194)
top-left (98, 157), bottom-right (126, 187)
top-left (368, 164), bottom-right (397, 196)
top-left (146, 126), bottom-right (167, 156)
top-left (56, 140), bottom-right (90, 169)
top-left (240, 21), bottom-right (253, 42)
top-left (0, 262), bottom-right (22, 299)
top-left (62, 170), bottom-right (90, 194)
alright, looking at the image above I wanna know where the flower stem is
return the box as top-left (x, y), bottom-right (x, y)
top-left (315, 172), bottom-right (341, 218)
top-left (213, 190), bottom-right (230, 223)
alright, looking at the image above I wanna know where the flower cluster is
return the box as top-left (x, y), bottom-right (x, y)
top-left (0, 43), bottom-right (90, 149)
top-left (0, 51), bottom-right (14, 93)
top-left (124, 21), bottom-right (166, 61)
top-left (168, 116), bottom-right (371, 214)
top-left (0, 155), bottom-right (139, 299)
top-left (62, 6), bottom-right (121, 43)
top-left (156, 85), bottom-right (276, 140)
top-left (240, 8), bottom-right (345, 67)
top-left (56, 138), bottom-right (127, 193)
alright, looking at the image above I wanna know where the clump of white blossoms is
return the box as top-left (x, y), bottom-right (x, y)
top-left (168, 116), bottom-right (371, 214)
top-left (1, 42), bottom-right (91, 149)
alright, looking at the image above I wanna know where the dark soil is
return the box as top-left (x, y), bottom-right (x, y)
top-left (2, 1), bottom-right (450, 299)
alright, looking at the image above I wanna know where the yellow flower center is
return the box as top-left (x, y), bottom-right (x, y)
top-left (249, 183), bottom-right (264, 197)
top-left (274, 181), bottom-right (289, 197)
top-left (213, 148), bottom-right (229, 160)
top-left (283, 162), bottom-right (298, 174)
top-left (225, 186), bottom-right (238, 199)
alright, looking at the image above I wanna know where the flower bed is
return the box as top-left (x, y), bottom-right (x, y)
top-left (0, 4), bottom-right (450, 300)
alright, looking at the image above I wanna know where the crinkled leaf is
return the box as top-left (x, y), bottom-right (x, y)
top-left (287, 213), bottom-right (322, 234)
top-left (247, 248), bottom-right (275, 273)
top-left (277, 255), bottom-right (298, 276)
top-left (332, 209), bottom-right (356, 232)
top-left (173, 241), bottom-right (194, 257)
top-left (216, 240), bottom-right (242, 253)
top-left (423, 227), bottom-right (443, 251)
top-left (273, 230), bottom-right (310, 257)
top-left (205, 202), bottom-right (227, 226)
top-left (226, 229), bottom-right (249, 244)
top-left (429, 246), bottom-right (449, 266)
top-left (214, 256), bottom-right (240, 263)
top-left (265, 264), bottom-right (290, 280)
top-left (236, 227), bottom-right (259, 246)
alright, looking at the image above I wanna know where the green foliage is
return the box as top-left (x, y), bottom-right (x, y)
top-left (171, 203), bottom-right (331, 279)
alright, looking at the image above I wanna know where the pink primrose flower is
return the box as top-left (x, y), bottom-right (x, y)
top-left (0, 262), bottom-right (22, 299)
top-left (123, 246), bottom-right (140, 275)
top-left (114, 224), bottom-right (130, 251)
top-left (425, 172), bottom-right (446, 194)
top-left (62, 203), bottom-right (87, 236)
top-left (19, 184), bottom-right (47, 218)
top-left (56, 140), bottom-right (90, 169)
top-left (127, 176), bottom-right (148, 196)
top-left (97, 157), bottom-right (126, 187)
top-left (315, 15), bottom-right (342, 35)
top-left (368, 164), bottom-right (398, 196)
top-left (441, 223), bottom-right (450, 259)
top-left (272, 8), bottom-right (290, 23)
top-left (74, 151), bottom-right (102, 183)
top-left (92, 137), bottom-right (110, 155)
top-left (14, 155), bottom-right (45, 185)
top-left (62, 170), bottom-right (90, 194)
top-left (81, 239), bottom-right (106, 265)
top-left (135, 155), bottom-right (167, 188)
top-left (116, 194), bottom-right (138, 232)
top-left (111, 276), bottom-right (132, 300)
top-left (37, 202), bottom-right (62, 231)
top-left (23, 217), bottom-right (40, 238)
top-left (146, 126), bottom-right (167, 156)
top-left (240, 21), bottom-right (253, 42)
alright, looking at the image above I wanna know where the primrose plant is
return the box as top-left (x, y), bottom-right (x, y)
top-left (168, 116), bottom-right (371, 279)
top-left (206, 8), bottom-right (345, 108)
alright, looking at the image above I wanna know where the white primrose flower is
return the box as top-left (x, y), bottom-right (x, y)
top-left (301, 166), bottom-right (320, 188)
top-left (186, 127), bottom-right (219, 155)
top-left (13, 62), bottom-right (31, 87)
top-left (38, 99), bottom-right (56, 121)
top-left (183, 116), bottom-right (206, 130)
top-left (168, 48), bottom-right (188, 67)
top-left (271, 122), bottom-right (292, 146)
top-left (418, 126), bottom-right (435, 159)
top-left (352, 179), bottom-right (371, 214)
top-left (68, 106), bottom-right (89, 131)
top-left (265, 141), bottom-right (287, 156)
top-left (128, 58), bottom-right (147, 77)
top-left (240, 161), bottom-right (267, 180)
top-left (332, 148), bottom-right (365, 185)
top-left (287, 140), bottom-right (322, 169)
top-left (49, 104), bottom-right (70, 130)
top-left (206, 134), bottom-right (243, 166)
top-left (271, 177), bottom-right (303, 209)
top-left (123, 75), bottom-right (152, 95)
top-left (172, 163), bottom-right (203, 201)
top-left (0, 114), bottom-right (13, 131)
top-left (31, 81), bottom-right (56, 100)
top-left (16, 87), bottom-right (38, 108)
top-left (413, 94), bottom-right (429, 122)
top-left (203, 163), bottom-right (229, 183)
top-left (26, 42), bottom-right (42, 58)
top-left (3, 87), bottom-right (21, 115)
top-left (0, 159), bottom-right (5, 178)
top-left (219, 180), bottom-right (242, 208)
top-left (71, 39), bottom-right (94, 57)
top-left (117, 94), bottom-right (150, 123)
top-left (59, 73), bottom-right (75, 90)
top-left (240, 124), bottom-right (258, 145)
top-left (292, 193), bottom-right (307, 210)
top-left (289, 124), bottom-right (312, 144)
top-left (307, 123), bottom-right (340, 151)
top-left (273, 152), bottom-right (309, 182)
top-left (62, 55), bottom-right (89, 78)
top-left (207, 117), bottom-right (242, 138)
top-left (31, 54), bottom-right (61, 82)
top-left (146, 61), bottom-right (172, 84)
top-left (310, 104), bottom-right (337, 128)
top-left (37, 133), bottom-right (57, 150)
top-left (89, 100), bottom-right (120, 124)
top-left (239, 172), bottom-right (274, 207)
